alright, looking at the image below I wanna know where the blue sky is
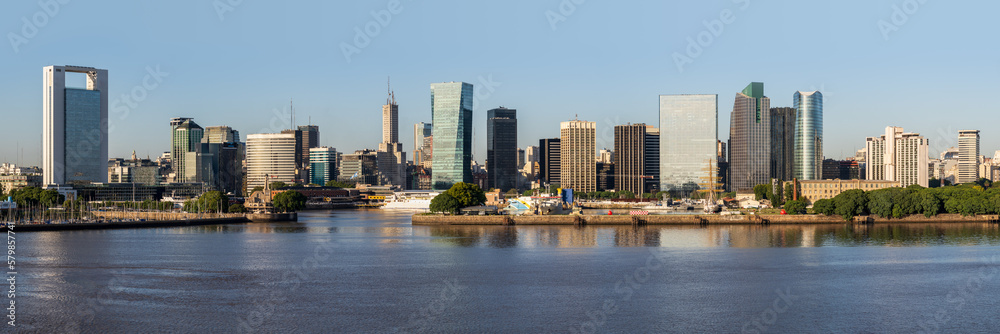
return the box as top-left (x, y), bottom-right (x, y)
top-left (2, 0), bottom-right (997, 165)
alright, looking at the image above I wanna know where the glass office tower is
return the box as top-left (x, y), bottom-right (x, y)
top-left (659, 94), bottom-right (718, 195)
top-left (728, 82), bottom-right (771, 192)
top-left (42, 65), bottom-right (109, 185)
top-left (430, 82), bottom-right (474, 190)
top-left (486, 107), bottom-right (517, 191)
top-left (793, 91), bottom-right (823, 180)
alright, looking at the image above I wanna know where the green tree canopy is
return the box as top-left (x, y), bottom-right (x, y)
top-left (784, 200), bottom-right (807, 215)
top-left (813, 199), bottom-right (835, 216)
top-left (325, 180), bottom-right (357, 188)
top-left (446, 182), bottom-right (487, 207)
top-left (273, 190), bottom-right (307, 213)
top-left (184, 191), bottom-right (230, 213)
top-left (430, 193), bottom-right (460, 214)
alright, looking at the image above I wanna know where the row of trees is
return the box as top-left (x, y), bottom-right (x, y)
top-left (430, 183), bottom-right (487, 214)
top-left (812, 183), bottom-right (1000, 220)
top-left (7, 187), bottom-right (64, 208)
top-left (752, 181), bottom-right (799, 207)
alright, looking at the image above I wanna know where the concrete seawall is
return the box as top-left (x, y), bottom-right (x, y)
top-left (2, 217), bottom-right (251, 232)
top-left (411, 214), bottom-right (1000, 226)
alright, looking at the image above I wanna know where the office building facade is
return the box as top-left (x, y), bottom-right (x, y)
top-left (414, 122), bottom-right (433, 168)
top-left (769, 107), bottom-right (796, 181)
top-left (310, 147), bottom-right (338, 186)
top-left (614, 124), bottom-right (647, 195)
top-left (729, 82), bottom-right (771, 192)
top-left (560, 120), bottom-right (596, 193)
top-left (793, 91), bottom-right (823, 180)
top-left (486, 107), bottom-right (518, 191)
top-left (430, 82), bottom-right (473, 190)
top-left (659, 94), bottom-right (718, 195)
top-left (245, 133), bottom-right (297, 193)
top-left (43, 65), bottom-right (109, 185)
top-left (171, 118), bottom-right (205, 183)
top-left (539, 138), bottom-right (561, 185)
top-left (958, 130), bottom-right (980, 184)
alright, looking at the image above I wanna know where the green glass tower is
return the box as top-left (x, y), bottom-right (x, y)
top-left (430, 82), bottom-right (474, 190)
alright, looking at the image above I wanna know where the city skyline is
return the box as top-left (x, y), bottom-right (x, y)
top-left (3, 1), bottom-right (997, 165)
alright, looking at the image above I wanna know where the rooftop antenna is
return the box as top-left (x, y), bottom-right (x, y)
top-left (387, 76), bottom-right (396, 105)
top-left (290, 98), bottom-right (295, 128)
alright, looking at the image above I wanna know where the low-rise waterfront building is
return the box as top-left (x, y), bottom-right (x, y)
top-left (786, 179), bottom-right (899, 203)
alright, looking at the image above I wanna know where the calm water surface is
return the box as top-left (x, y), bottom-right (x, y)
top-left (16, 210), bottom-right (1000, 333)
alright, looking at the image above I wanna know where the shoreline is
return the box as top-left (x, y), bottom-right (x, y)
top-left (1, 217), bottom-right (252, 232)
top-left (411, 213), bottom-right (1000, 226)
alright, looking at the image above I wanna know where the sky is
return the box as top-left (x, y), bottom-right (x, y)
top-left (1, 0), bottom-right (998, 166)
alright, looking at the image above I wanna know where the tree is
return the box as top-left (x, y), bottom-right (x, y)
top-left (522, 189), bottom-right (535, 197)
top-left (445, 182), bottom-right (487, 207)
top-left (325, 180), bottom-right (358, 188)
top-left (270, 181), bottom-right (289, 190)
top-left (753, 184), bottom-right (769, 201)
top-left (784, 183), bottom-right (796, 202)
top-left (920, 192), bottom-right (941, 217)
top-left (548, 183), bottom-right (561, 195)
top-left (784, 200), bottom-right (807, 215)
top-left (273, 190), bottom-right (307, 212)
top-left (251, 186), bottom-right (264, 194)
top-left (773, 180), bottom-right (784, 206)
top-left (184, 191), bottom-right (229, 213)
top-left (813, 199), bottom-right (835, 216)
top-left (833, 189), bottom-right (867, 221)
top-left (228, 203), bottom-right (248, 213)
top-left (429, 193), bottom-right (460, 214)
top-left (618, 191), bottom-right (635, 199)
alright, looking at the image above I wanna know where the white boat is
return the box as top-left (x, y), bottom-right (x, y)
top-left (380, 191), bottom-right (439, 210)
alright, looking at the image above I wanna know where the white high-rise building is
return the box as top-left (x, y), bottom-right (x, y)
top-left (246, 133), bottom-right (297, 193)
top-left (43, 65), bottom-right (109, 185)
top-left (865, 126), bottom-right (929, 187)
top-left (958, 130), bottom-right (980, 184)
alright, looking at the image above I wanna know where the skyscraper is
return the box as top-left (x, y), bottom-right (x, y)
top-left (865, 127), bottom-right (929, 187)
top-left (377, 88), bottom-right (406, 187)
top-left (728, 82), bottom-right (771, 192)
top-left (644, 127), bottom-right (660, 194)
top-left (614, 124), bottom-right (647, 195)
top-left (560, 120), bottom-right (596, 193)
top-left (430, 82), bottom-right (473, 190)
top-left (414, 122), bottom-right (433, 167)
top-left (659, 94), bottom-right (718, 195)
top-left (958, 130), bottom-right (981, 184)
top-left (281, 125), bottom-right (319, 183)
top-left (245, 133), bottom-right (297, 193)
top-left (309, 147), bottom-right (338, 186)
top-left (202, 125), bottom-right (244, 195)
top-left (793, 91), bottom-right (823, 180)
top-left (171, 118), bottom-right (205, 183)
top-left (769, 107), bottom-right (796, 181)
top-left (539, 138), bottom-right (561, 185)
top-left (486, 107), bottom-right (517, 191)
top-left (43, 65), bottom-right (109, 185)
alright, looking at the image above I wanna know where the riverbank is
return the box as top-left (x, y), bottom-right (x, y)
top-left (1, 217), bottom-right (251, 232)
top-left (411, 213), bottom-right (1000, 226)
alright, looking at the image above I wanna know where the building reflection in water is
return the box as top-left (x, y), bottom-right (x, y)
top-left (422, 223), bottom-right (1000, 248)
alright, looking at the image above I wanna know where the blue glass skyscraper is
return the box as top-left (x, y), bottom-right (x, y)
top-left (431, 82), bottom-right (474, 190)
top-left (793, 91), bottom-right (823, 180)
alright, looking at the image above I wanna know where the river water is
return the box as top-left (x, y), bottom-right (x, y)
top-left (15, 210), bottom-right (1000, 333)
